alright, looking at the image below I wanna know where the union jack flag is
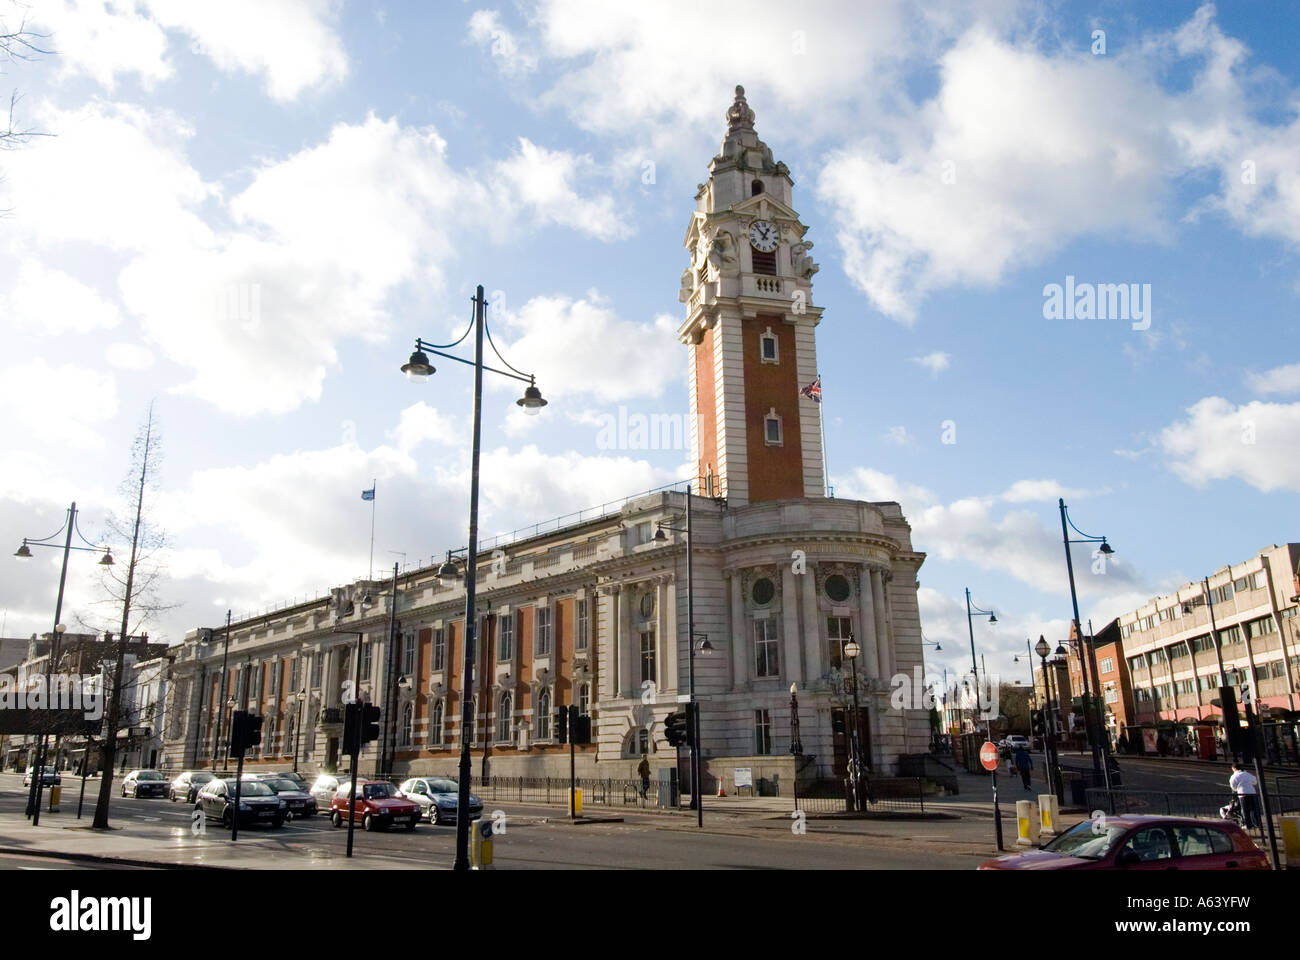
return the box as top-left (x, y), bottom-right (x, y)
top-left (800, 376), bottom-right (821, 403)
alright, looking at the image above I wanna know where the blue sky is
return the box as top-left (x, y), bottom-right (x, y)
top-left (2, 1), bottom-right (1298, 694)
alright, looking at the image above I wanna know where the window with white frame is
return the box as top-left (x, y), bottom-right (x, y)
top-left (359, 641), bottom-right (372, 681)
top-left (310, 653), bottom-right (322, 689)
top-left (1250, 570), bottom-right (1267, 591)
top-left (640, 629), bottom-right (656, 684)
top-left (498, 614), bottom-right (514, 661)
top-left (401, 633), bottom-right (416, 677)
top-left (754, 709), bottom-right (772, 754)
top-left (497, 691), bottom-right (512, 742)
top-left (432, 628), bottom-right (446, 672)
top-left (826, 616), bottom-right (852, 669)
top-left (637, 728), bottom-right (649, 755)
top-left (577, 682), bottom-right (590, 717)
top-left (576, 599), bottom-right (589, 651)
top-left (284, 714), bottom-right (295, 756)
top-left (535, 607), bottom-right (552, 657)
top-left (465, 697), bottom-right (478, 744)
top-left (755, 619), bottom-right (780, 677)
top-left (1100, 657), bottom-right (1114, 674)
top-left (536, 688), bottom-right (551, 739)
top-left (763, 408), bottom-right (782, 446)
top-left (400, 703), bottom-right (413, 746)
top-left (289, 656), bottom-right (300, 693)
top-left (430, 700), bottom-right (444, 746)
top-left (1104, 685), bottom-right (1118, 704)
top-left (759, 327), bottom-right (778, 364)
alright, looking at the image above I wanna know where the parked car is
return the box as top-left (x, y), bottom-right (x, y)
top-left (169, 771), bottom-right (216, 803)
top-left (398, 777), bottom-right (484, 825)
top-left (195, 777), bottom-right (286, 828)
top-left (23, 766), bottom-right (61, 787)
top-left (249, 774), bottom-right (317, 818)
top-left (310, 774), bottom-right (342, 809)
top-left (121, 769), bottom-right (169, 798)
top-left (270, 771), bottom-right (308, 790)
top-left (330, 780), bottom-right (420, 831)
top-left (1005, 734), bottom-right (1031, 752)
top-left (978, 815), bottom-right (1270, 870)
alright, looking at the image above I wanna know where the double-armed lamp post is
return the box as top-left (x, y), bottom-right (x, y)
top-left (964, 589), bottom-right (997, 740)
top-left (14, 502), bottom-right (114, 825)
top-left (401, 284), bottom-right (547, 871)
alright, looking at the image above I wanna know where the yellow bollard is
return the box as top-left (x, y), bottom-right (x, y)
top-left (1038, 793), bottom-right (1060, 836)
top-left (1280, 816), bottom-right (1300, 870)
top-left (569, 787), bottom-right (583, 816)
top-left (1016, 799), bottom-right (1040, 846)
top-left (48, 784), bottom-right (62, 812)
top-left (471, 817), bottom-right (494, 870)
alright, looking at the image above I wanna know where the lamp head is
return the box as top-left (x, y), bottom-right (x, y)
top-left (1098, 540), bottom-right (1114, 555)
top-left (437, 555), bottom-right (461, 585)
top-left (934, 642), bottom-right (941, 651)
top-left (697, 637), bottom-right (714, 657)
top-left (988, 613), bottom-right (998, 624)
top-left (14, 542), bottom-right (32, 559)
top-left (1034, 636), bottom-right (1049, 659)
top-left (653, 526), bottom-right (668, 542)
top-left (99, 549), bottom-right (114, 565)
top-left (1055, 644), bottom-right (1068, 657)
top-left (789, 682), bottom-right (797, 696)
top-left (516, 381), bottom-right (547, 415)
top-left (401, 348), bottom-right (434, 383)
top-left (843, 640), bottom-right (860, 659)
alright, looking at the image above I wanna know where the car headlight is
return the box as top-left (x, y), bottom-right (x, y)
top-left (239, 802), bottom-right (251, 811)
top-left (279, 801), bottom-right (287, 809)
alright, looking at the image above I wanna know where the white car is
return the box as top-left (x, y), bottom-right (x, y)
top-left (309, 773), bottom-right (343, 808)
top-left (397, 777), bottom-right (484, 824)
top-left (1005, 735), bottom-right (1031, 752)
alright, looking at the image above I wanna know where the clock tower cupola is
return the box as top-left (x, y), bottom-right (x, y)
top-left (678, 86), bottom-right (824, 506)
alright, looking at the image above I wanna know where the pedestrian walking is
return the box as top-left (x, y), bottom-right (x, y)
top-left (637, 754), bottom-right (651, 801)
top-left (1228, 762), bottom-right (1260, 829)
top-left (1013, 746), bottom-right (1033, 791)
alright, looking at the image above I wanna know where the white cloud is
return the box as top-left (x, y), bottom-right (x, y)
top-left (493, 138), bottom-right (628, 240)
top-left (998, 479), bottom-right (1105, 504)
top-left (467, 9), bottom-right (537, 76)
top-left (1246, 362), bottom-right (1300, 396)
top-left (105, 341), bottom-right (156, 370)
top-left (0, 359), bottom-right (118, 450)
top-left (144, 0), bottom-right (348, 101)
top-left (2, 259), bottom-right (121, 335)
top-left (30, 0), bottom-right (172, 89)
top-left (910, 351), bottom-right (951, 375)
top-left (1160, 395), bottom-right (1300, 493)
top-left (884, 425), bottom-right (909, 446)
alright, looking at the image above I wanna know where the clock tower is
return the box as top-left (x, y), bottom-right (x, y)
top-left (679, 86), bottom-right (824, 506)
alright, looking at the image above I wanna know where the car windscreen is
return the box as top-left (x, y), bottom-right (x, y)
top-left (265, 779), bottom-right (300, 792)
top-left (237, 781), bottom-right (275, 797)
top-left (191, 773), bottom-right (214, 783)
top-left (1042, 821), bottom-right (1127, 859)
top-left (364, 783), bottom-right (397, 799)
top-left (137, 771), bottom-right (164, 780)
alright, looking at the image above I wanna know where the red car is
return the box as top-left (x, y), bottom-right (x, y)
top-left (329, 780), bottom-right (421, 832)
top-left (979, 815), bottom-right (1270, 870)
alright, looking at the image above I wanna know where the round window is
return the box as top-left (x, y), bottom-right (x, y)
top-left (824, 574), bottom-right (851, 603)
top-left (751, 578), bottom-right (775, 605)
top-left (639, 592), bottom-right (655, 618)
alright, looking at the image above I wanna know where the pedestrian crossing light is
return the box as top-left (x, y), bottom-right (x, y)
top-left (555, 707), bottom-right (569, 744)
top-left (360, 703), bottom-right (381, 744)
top-left (664, 711), bottom-right (687, 747)
top-left (1031, 709), bottom-right (1045, 737)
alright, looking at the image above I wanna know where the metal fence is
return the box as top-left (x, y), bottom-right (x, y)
top-left (1084, 786), bottom-right (1300, 845)
top-left (793, 777), bottom-right (930, 815)
top-left (464, 775), bottom-right (663, 811)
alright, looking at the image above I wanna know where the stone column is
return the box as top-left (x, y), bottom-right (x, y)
top-left (858, 566), bottom-right (880, 680)
top-left (871, 571), bottom-right (890, 680)
top-left (655, 578), bottom-right (667, 694)
top-left (781, 566), bottom-right (802, 686)
top-left (663, 577), bottom-right (678, 695)
top-left (730, 574), bottom-right (747, 686)
top-left (801, 564), bottom-right (822, 681)
top-left (619, 586), bottom-right (634, 699)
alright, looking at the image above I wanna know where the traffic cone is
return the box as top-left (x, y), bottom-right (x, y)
top-left (717, 778), bottom-right (726, 797)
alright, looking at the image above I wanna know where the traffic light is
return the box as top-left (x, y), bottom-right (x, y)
top-left (229, 710), bottom-right (249, 757)
top-left (1217, 686), bottom-right (1246, 758)
top-left (1031, 709), bottom-right (1044, 737)
top-left (555, 706), bottom-right (569, 744)
top-left (572, 713), bottom-right (592, 745)
top-left (685, 701), bottom-right (697, 748)
top-left (360, 703), bottom-right (381, 744)
top-left (342, 701), bottom-right (361, 755)
top-left (664, 711), bottom-right (687, 747)
top-left (246, 713), bottom-right (264, 749)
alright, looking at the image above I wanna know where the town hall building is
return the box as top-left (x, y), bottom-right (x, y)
top-left (162, 87), bottom-right (930, 792)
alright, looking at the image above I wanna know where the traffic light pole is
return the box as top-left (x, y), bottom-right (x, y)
top-left (230, 713), bottom-right (246, 842)
top-left (569, 704), bottom-right (577, 821)
top-left (346, 631), bottom-right (363, 859)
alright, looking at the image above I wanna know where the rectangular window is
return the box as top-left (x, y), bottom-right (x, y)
top-left (764, 415), bottom-right (782, 445)
top-left (576, 599), bottom-right (589, 651)
top-left (498, 614), bottom-right (514, 661)
top-left (401, 634), bottom-right (416, 677)
top-left (1120, 624), bottom-right (1131, 639)
top-left (754, 709), bottom-right (772, 755)
top-left (1270, 660), bottom-right (1286, 679)
top-left (432, 629), bottom-right (446, 672)
top-left (639, 629), bottom-right (656, 684)
top-left (826, 616), bottom-right (852, 669)
top-left (535, 607), bottom-right (552, 656)
top-left (755, 619), bottom-right (780, 678)
top-left (1100, 657), bottom-right (1114, 674)
top-left (359, 641), bottom-right (372, 681)
top-left (1233, 577), bottom-right (1249, 593)
top-left (1104, 687), bottom-right (1118, 704)
top-left (310, 654), bottom-right (322, 689)
top-left (1250, 570), bottom-right (1267, 591)
top-left (289, 656), bottom-right (300, 694)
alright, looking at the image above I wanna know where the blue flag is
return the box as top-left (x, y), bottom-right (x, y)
top-left (361, 486), bottom-right (375, 501)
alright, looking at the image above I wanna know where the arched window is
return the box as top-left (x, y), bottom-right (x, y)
top-left (638, 728), bottom-right (650, 755)
top-left (751, 179), bottom-right (764, 196)
top-left (497, 691), bottom-right (513, 742)
top-left (536, 688), bottom-right (551, 739)
top-left (284, 715), bottom-right (295, 757)
top-left (465, 698), bottom-right (477, 745)
top-left (400, 703), bottom-right (413, 746)
top-left (430, 700), bottom-right (444, 746)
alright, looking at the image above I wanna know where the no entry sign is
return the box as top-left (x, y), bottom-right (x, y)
top-left (980, 741), bottom-right (999, 771)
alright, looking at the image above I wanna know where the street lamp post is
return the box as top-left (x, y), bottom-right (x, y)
top-left (293, 689), bottom-right (307, 773)
top-left (964, 588), bottom-right (997, 744)
top-left (1057, 498), bottom-right (1115, 792)
top-left (789, 682), bottom-right (802, 809)
top-left (1198, 578), bottom-right (1232, 761)
top-left (211, 610), bottom-right (232, 770)
top-left (1035, 636), bottom-right (1065, 803)
top-left (843, 637), bottom-right (867, 811)
top-left (401, 284), bottom-right (547, 870)
top-left (15, 502), bottom-right (114, 824)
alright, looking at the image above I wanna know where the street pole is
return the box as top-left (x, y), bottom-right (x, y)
top-left (569, 704), bottom-right (577, 820)
top-left (964, 589), bottom-right (987, 744)
top-left (346, 631), bottom-right (362, 858)
top-left (211, 610), bottom-right (232, 770)
top-left (380, 562), bottom-right (399, 777)
top-left (1038, 646), bottom-right (1065, 804)
top-left (1204, 577), bottom-right (1231, 762)
top-left (454, 285), bottom-right (487, 871)
top-left (685, 484), bottom-right (701, 828)
top-left (190, 666), bottom-right (206, 769)
top-left (27, 503), bottom-right (76, 825)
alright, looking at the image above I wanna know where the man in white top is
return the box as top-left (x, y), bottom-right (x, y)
top-left (1228, 763), bottom-right (1260, 829)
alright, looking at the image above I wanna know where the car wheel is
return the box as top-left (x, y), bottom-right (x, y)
top-left (331, 810), bottom-right (342, 828)
top-left (405, 819), bottom-right (416, 831)
top-left (433, 808), bottom-right (444, 825)
top-left (363, 813), bottom-right (374, 832)
top-left (221, 808), bottom-right (232, 829)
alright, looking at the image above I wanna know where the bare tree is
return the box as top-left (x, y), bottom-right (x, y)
top-left (1, 2), bottom-right (51, 150)
top-left (91, 403), bottom-right (176, 828)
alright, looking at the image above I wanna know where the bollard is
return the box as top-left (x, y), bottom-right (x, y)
top-left (1038, 793), bottom-right (1060, 837)
top-left (471, 817), bottom-right (494, 870)
top-left (1280, 816), bottom-right (1300, 870)
top-left (570, 787), bottom-right (583, 817)
top-left (48, 784), bottom-right (61, 812)
top-left (1016, 799), bottom-right (1040, 846)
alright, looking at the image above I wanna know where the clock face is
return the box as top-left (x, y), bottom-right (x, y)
top-left (749, 220), bottom-right (778, 252)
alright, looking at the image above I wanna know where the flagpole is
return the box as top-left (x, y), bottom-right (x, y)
top-left (819, 394), bottom-right (829, 497)
top-left (368, 478), bottom-right (376, 581)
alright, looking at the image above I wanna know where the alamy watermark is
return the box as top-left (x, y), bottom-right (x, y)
top-left (0, 673), bottom-right (104, 721)
top-left (1043, 275), bottom-right (1150, 331)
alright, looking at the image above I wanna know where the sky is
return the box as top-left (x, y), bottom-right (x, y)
top-left (1, 0), bottom-right (1298, 695)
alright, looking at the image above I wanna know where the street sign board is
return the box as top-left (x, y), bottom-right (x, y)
top-left (979, 741), bottom-right (999, 771)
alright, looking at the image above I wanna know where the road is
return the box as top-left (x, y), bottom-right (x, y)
top-left (0, 773), bottom-right (987, 869)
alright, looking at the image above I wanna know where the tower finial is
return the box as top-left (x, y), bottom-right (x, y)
top-left (726, 84), bottom-right (755, 132)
